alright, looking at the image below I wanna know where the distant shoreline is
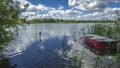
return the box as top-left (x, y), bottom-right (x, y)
top-left (25, 18), bottom-right (117, 24)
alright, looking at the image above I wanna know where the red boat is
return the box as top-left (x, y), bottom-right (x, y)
top-left (83, 34), bottom-right (117, 54)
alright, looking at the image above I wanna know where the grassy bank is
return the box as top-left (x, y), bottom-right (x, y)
top-left (89, 23), bottom-right (120, 65)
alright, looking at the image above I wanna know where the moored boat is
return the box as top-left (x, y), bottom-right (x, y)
top-left (83, 34), bottom-right (117, 55)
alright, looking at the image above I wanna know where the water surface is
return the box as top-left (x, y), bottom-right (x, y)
top-left (4, 23), bottom-right (119, 68)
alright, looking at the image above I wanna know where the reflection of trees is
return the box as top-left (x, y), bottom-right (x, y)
top-left (36, 36), bottom-right (87, 68)
top-left (0, 57), bottom-right (16, 68)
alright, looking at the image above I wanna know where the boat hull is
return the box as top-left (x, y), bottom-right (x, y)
top-left (84, 35), bottom-right (117, 55)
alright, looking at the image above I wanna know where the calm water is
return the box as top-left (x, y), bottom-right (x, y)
top-left (3, 23), bottom-right (119, 68)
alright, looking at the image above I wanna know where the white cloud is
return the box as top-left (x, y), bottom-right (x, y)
top-left (65, 9), bottom-right (82, 15)
top-left (14, 0), bottom-right (31, 9)
top-left (43, 9), bottom-right (83, 20)
top-left (21, 12), bottom-right (37, 17)
top-left (105, 8), bottom-right (120, 14)
top-left (68, 0), bottom-right (120, 11)
top-left (26, 4), bottom-right (48, 12)
top-left (58, 5), bottom-right (64, 9)
top-left (14, 0), bottom-right (120, 20)
top-left (14, 0), bottom-right (48, 12)
top-left (104, 7), bottom-right (120, 19)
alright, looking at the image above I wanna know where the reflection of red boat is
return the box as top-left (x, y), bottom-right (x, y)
top-left (84, 34), bottom-right (117, 54)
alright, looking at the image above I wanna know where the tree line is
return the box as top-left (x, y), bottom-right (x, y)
top-left (27, 18), bottom-right (116, 23)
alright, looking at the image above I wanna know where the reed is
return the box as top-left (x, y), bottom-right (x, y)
top-left (90, 23), bottom-right (120, 66)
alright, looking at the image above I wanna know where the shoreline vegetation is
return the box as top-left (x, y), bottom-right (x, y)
top-left (23, 18), bottom-right (120, 24)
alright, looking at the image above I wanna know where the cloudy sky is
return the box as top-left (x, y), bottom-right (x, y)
top-left (17, 0), bottom-right (120, 20)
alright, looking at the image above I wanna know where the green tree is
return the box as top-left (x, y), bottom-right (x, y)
top-left (0, 0), bottom-right (27, 50)
top-left (0, 0), bottom-right (18, 50)
top-left (0, 0), bottom-right (29, 67)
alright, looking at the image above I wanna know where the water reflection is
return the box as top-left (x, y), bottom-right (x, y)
top-left (10, 35), bottom-right (72, 68)
top-left (4, 23), bottom-right (91, 56)
top-left (2, 23), bottom-right (119, 68)
top-left (0, 57), bottom-right (16, 68)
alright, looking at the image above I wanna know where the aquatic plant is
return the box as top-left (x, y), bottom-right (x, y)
top-left (62, 38), bottom-right (67, 58)
top-left (71, 50), bottom-right (86, 68)
top-left (92, 56), bottom-right (102, 68)
top-left (89, 23), bottom-right (120, 67)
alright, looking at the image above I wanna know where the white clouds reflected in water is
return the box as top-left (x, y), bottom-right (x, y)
top-left (3, 23), bottom-right (119, 68)
top-left (4, 23), bottom-right (92, 56)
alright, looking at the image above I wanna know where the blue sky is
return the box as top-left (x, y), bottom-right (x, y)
top-left (19, 0), bottom-right (120, 20)
top-left (28, 0), bottom-right (69, 9)
top-left (108, 2), bottom-right (120, 8)
top-left (28, 0), bottom-right (120, 9)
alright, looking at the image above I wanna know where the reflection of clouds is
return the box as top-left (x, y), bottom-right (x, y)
top-left (37, 23), bottom-right (93, 37)
top-left (4, 23), bottom-right (117, 68)
top-left (67, 36), bottom-right (75, 45)
top-left (3, 24), bottom-right (94, 53)
top-left (4, 23), bottom-right (93, 56)
top-left (39, 45), bottom-right (45, 51)
top-left (67, 41), bottom-right (96, 68)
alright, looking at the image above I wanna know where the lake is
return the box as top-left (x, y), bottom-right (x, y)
top-left (3, 23), bottom-right (119, 68)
